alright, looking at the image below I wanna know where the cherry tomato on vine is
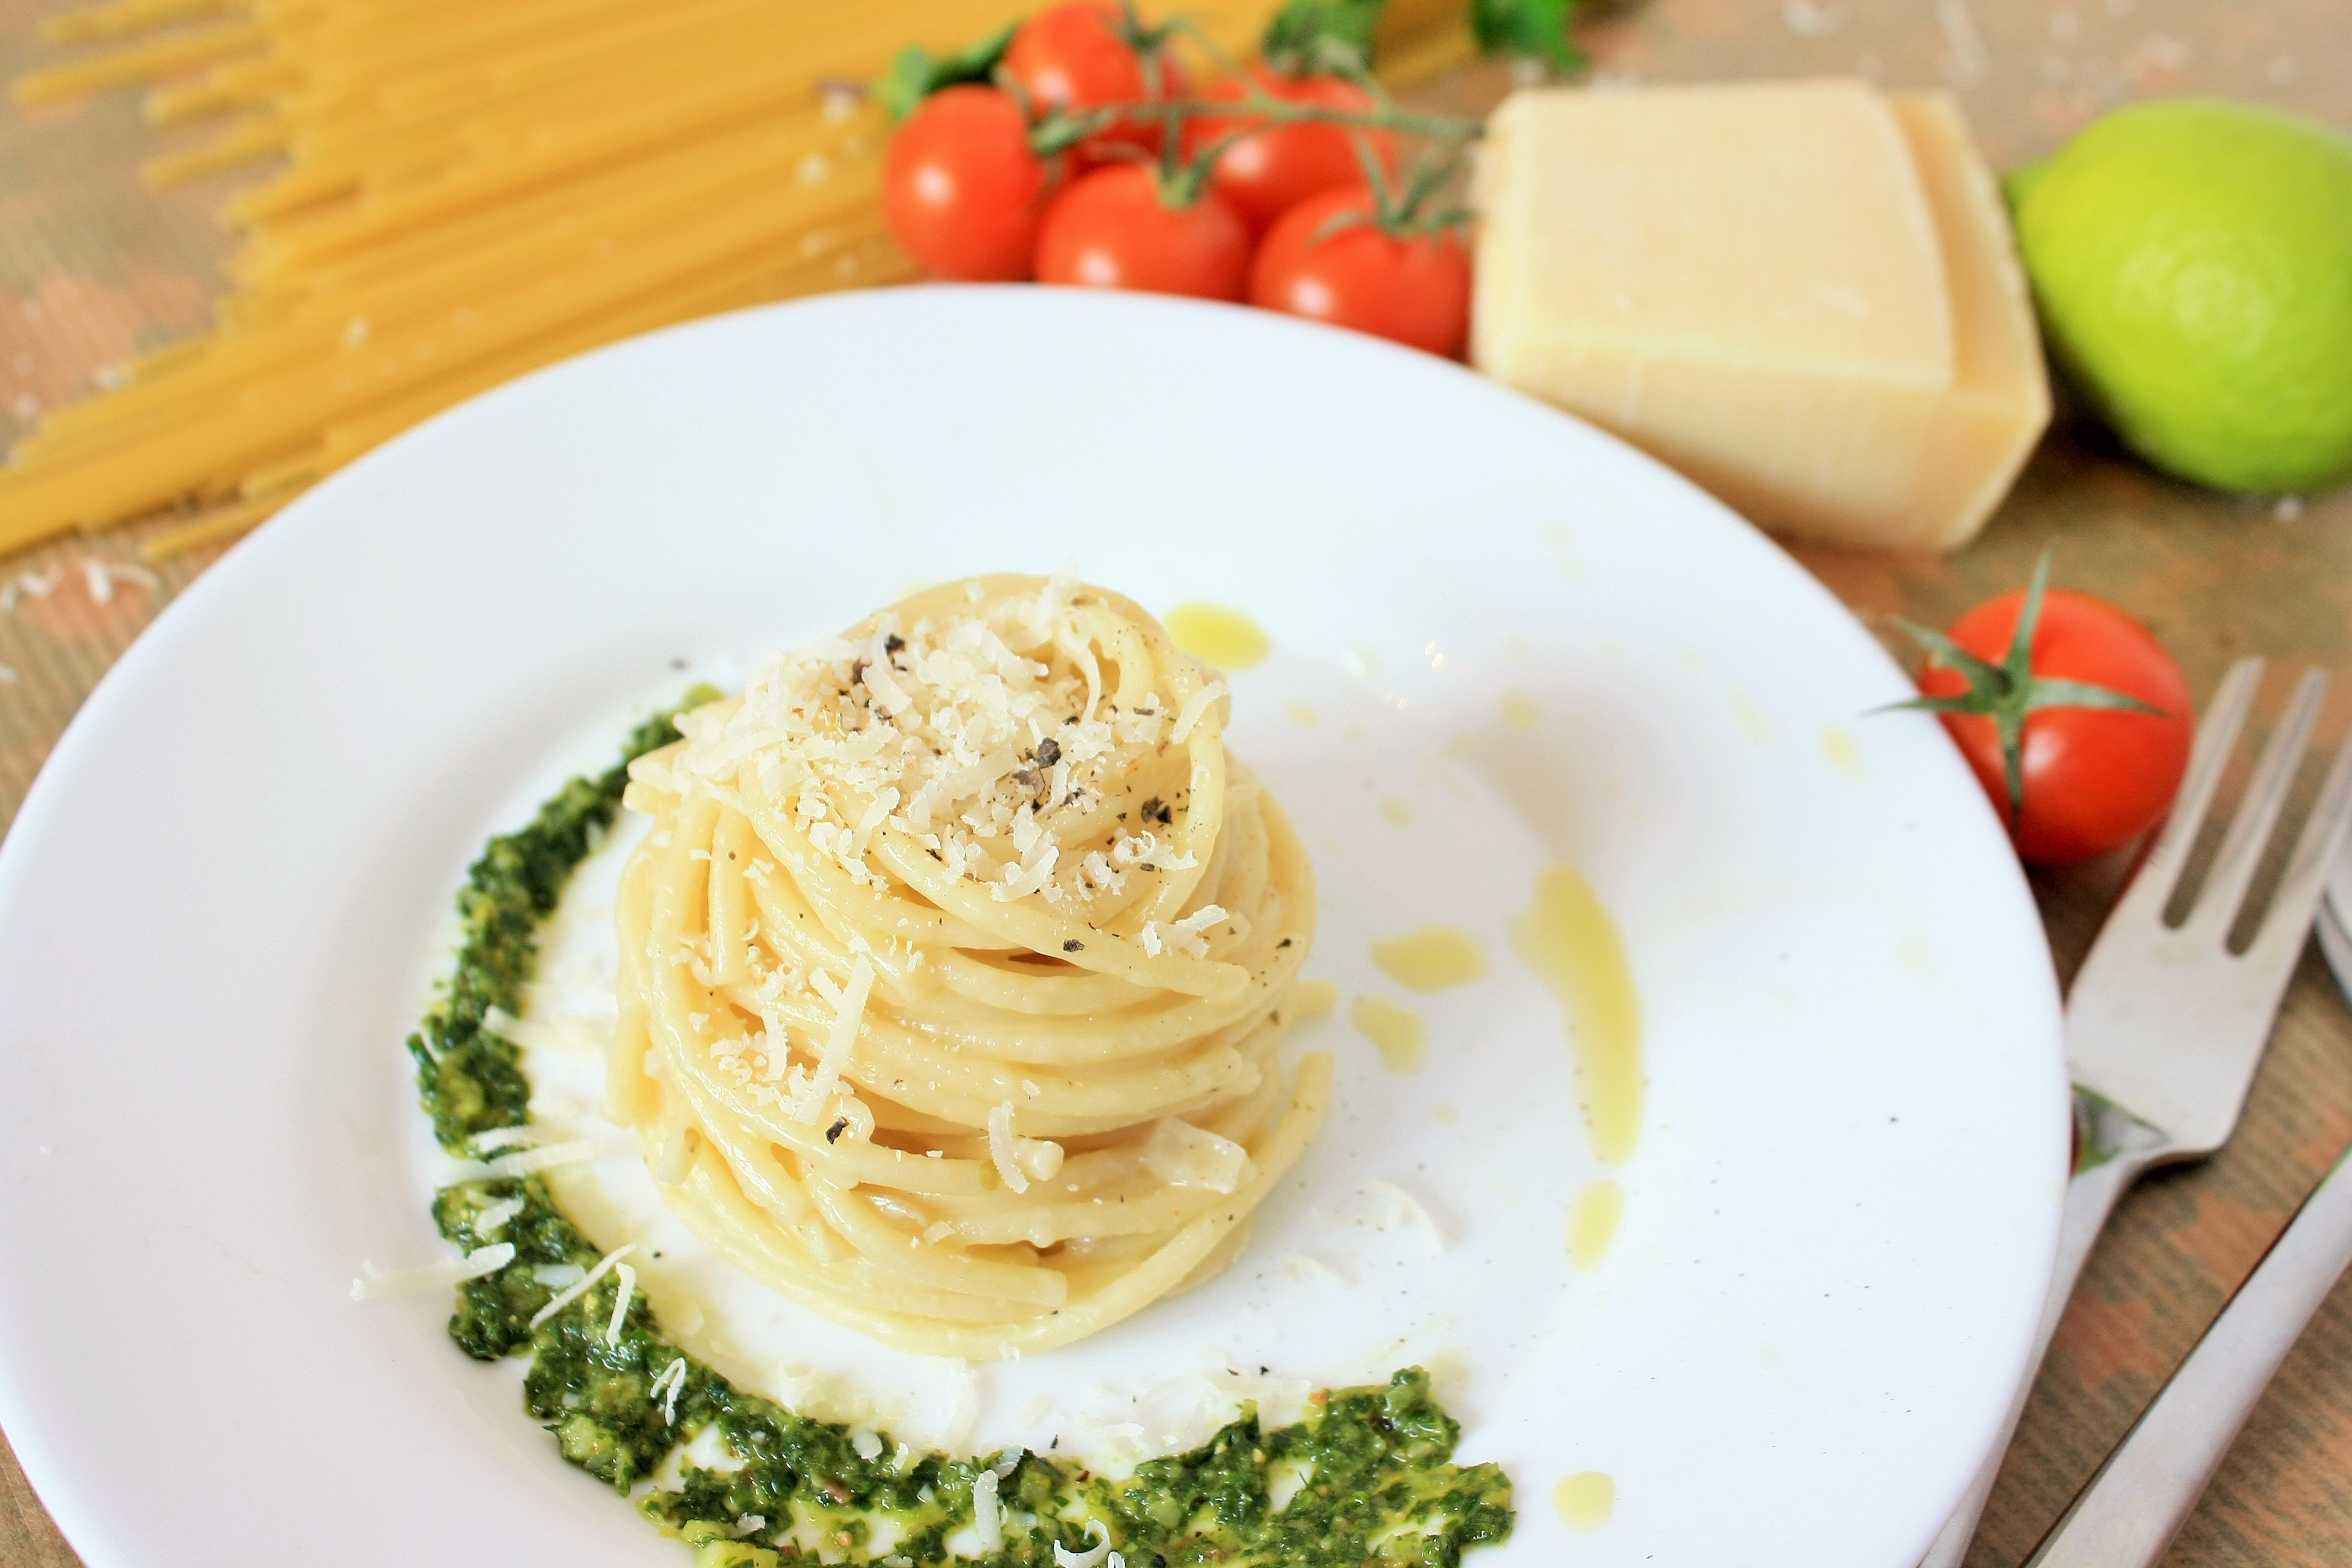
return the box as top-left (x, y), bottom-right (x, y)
top-left (1034, 163), bottom-right (1250, 301)
top-left (1913, 578), bottom-right (2194, 865)
top-left (1191, 67), bottom-right (1395, 235)
top-left (1002, 2), bottom-right (1188, 161)
top-left (1249, 186), bottom-right (1471, 356)
top-left (881, 85), bottom-right (1062, 282)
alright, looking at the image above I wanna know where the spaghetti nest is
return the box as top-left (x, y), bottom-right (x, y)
top-left (608, 572), bottom-right (1327, 1358)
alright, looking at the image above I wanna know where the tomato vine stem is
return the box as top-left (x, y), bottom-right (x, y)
top-left (1886, 550), bottom-right (2168, 829)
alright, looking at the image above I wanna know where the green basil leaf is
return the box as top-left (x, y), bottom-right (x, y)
top-left (1262, 0), bottom-right (1388, 73)
top-left (1469, 0), bottom-right (1586, 71)
top-left (874, 19), bottom-right (1018, 122)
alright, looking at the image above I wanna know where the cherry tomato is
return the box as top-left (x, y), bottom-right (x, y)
top-left (1921, 587), bottom-right (2194, 864)
top-left (1035, 165), bottom-right (1250, 300)
top-left (1248, 186), bottom-right (1471, 356)
top-left (1192, 68), bottom-right (1394, 235)
top-left (1002, 2), bottom-right (1188, 161)
top-left (881, 85), bottom-right (1061, 282)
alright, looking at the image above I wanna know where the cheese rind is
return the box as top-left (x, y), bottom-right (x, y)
top-left (1472, 81), bottom-right (2051, 553)
top-left (1881, 93), bottom-right (2053, 550)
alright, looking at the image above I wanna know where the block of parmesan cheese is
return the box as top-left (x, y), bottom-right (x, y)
top-left (1471, 80), bottom-right (2050, 552)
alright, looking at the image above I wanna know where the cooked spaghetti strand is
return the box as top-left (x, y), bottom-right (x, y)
top-left (611, 574), bottom-right (1324, 1356)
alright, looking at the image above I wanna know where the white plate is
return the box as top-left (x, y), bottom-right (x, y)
top-left (0, 289), bottom-right (2066, 1568)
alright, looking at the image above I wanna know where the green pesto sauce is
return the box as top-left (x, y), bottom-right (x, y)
top-left (412, 693), bottom-right (1515, 1568)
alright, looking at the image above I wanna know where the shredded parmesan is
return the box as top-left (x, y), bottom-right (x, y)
top-left (472, 1195), bottom-right (527, 1236)
top-left (605, 1263), bottom-right (637, 1347)
top-left (667, 573), bottom-right (1221, 918)
top-left (1171, 680), bottom-right (1228, 743)
top-left (350, 1242), bottom-right (513, 1301)
top-left (1054, 1521), bottom-right (1114, 1568)
top-left (796, 953), bottom-right (874, 1123)
top-left (1158, 903), bottom-right (1229, 958)
top-left (650, 1357), bottom-right (689, 1423)
top-left (971, 1469), bottom-right (1003, 1553)
top-left (529, 1243), bottom-right (636, 1329)
top-left (987, 1103), bottom-right (1028, 1195)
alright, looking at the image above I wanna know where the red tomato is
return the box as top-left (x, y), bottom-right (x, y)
top-left (1921, 588), bottom-right (2194, 864)
top-left (881, 85), bottom-right (1061, 282)
top-left (1036, 165), bottom-right (1250, 299)
top-left (1192, 68), bottom-right (1394, 234)
top-left (1002, 2), bottom-right (1188, 161)
top-left (1248, 186), bottom-right (1471, 356)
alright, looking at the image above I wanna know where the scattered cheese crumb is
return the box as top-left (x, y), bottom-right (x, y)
top-left (1141, 1119), bottom-right (1255, 1194)
top-left (76, 557), bottom-right (157, 606)
top-left (1315, 1181), bottom-right (1445, 1254)
top-left (1282, 1253), bottom-right (1344, 1286)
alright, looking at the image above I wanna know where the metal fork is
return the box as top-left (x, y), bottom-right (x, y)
top-left (1920, 658), bottom-right (2352, 1568)
top-left (2013, 807), bottom-right (2352, 1564)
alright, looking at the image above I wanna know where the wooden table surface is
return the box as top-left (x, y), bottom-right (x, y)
top-left (2, 1), bottom-right (2350, 1565)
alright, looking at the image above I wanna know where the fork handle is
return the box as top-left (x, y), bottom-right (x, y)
top-left (1918, 1102), bottom-right (2167, 1568)
top-left (2025, 1144), bottom-right (2352, 1568)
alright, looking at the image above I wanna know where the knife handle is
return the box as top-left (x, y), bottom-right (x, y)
top-left (1917, 1099), bottom-right (2170, 1568)
top-left (2027, 1143), bottom-right (2352, 1568)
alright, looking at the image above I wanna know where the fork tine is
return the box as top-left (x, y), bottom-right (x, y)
top-left (2112, 658), bottom-right (2262, 924)
top-left (2246, 725), bottom-right (2352, 970)
top-left (2187, 668), bottom-right (2329, 939)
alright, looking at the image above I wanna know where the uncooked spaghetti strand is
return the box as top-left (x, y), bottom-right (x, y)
top-left (15, 22), bottom-right (266, 106)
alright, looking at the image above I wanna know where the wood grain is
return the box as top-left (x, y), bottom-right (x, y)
top-left (1, 2), bottom-right (2348, 1565)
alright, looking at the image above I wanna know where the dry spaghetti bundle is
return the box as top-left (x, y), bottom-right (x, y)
top-left (606, 573), bottom-right (1326, 1357)
top-left (1, 0), bottom-right (1308, 559)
